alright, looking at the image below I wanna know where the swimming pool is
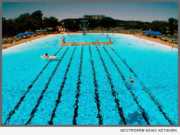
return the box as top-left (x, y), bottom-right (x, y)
top-left (2, 33), bottom-right (178, 126)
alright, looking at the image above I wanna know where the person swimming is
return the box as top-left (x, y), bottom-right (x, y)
top-left (42, 53), bottom-right (57, 60)
top-left (126, 77), bottom-right (135, 90)
top-left (44, 53), bottom-right (49, 58)
top-left (129, 77), bottom-right (134, 83)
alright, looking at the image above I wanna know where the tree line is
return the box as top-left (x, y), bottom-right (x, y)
top-left (2, 10), bottom-right (178, 38)
top-left (2, 10), bottom-right (59, 37)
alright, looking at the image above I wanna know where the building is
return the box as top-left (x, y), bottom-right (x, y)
top-left (84, 15), bottom-right (105, 20)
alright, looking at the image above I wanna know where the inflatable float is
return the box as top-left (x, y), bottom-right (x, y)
top-left (41, 55), bottom-right (57, 60)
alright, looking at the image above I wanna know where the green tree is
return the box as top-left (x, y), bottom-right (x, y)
top-left (31, 10), bottom-right (43, 30)
top-left (43, 16), bottom-right (59, 30)
top-left (15, 13), bottom-right (31, 32)
top-left (60, 19), bottom-right (80, 31)
top-left (2, 17), bottom-right (17, 37)
top-left (168, 18), bottom-right (178, 35)
top-left (150, 21), bottom-right (168, 34)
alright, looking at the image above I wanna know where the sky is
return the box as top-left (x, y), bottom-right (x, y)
top-left (2, 0), bottom-right (178, 22)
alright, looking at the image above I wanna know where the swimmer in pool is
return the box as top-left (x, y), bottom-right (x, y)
top-left (129, 77), bottom-right (134, 84)
top-left (43, 53), bottom-right (49, 58)
top-left (125, 77), bottom-right (135, 90)
top-left (42, 53), bottom-right (57, 60)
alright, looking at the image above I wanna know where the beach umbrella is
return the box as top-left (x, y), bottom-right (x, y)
top-left (16, 33), bottom-right (25, 38)
top-left (24, 31), bottom-right (34, 36)
top-left (144, 30), bottom-right (161, 36)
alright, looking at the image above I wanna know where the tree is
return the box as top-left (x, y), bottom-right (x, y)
top-left (168, 18), bottom-right (178, 35)
top-left (2, 17), bottom-right (17, 37)
top-left (31, 10), bottom-right (43, 30)
top-left (150, 21), bottom-right (168, 34)
top-left (60, 19), bottom-right (80, 31)
top-left (100, 17), bottom-right (116, 28)
top-left (15, 13), bottom-right (31, 32)
top-left (43, 16), bottom-right (59, 30)
top-left (2, 10), bottom-right (45, 38)
top-left (2, 10), bottom-right (178, 38)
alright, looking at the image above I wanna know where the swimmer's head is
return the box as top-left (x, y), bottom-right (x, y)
top-left (130, 80), bottom-right (134, 83)
top-left (129, 77), bottom-right (134, 83)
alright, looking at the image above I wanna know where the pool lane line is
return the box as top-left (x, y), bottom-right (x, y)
top-left (48, 48), bottom-right (76, 125)
top-left (103, 47), bottom-right (150, 125)
top-left (72, 47), bottom-right (83, 125)
top-left (25, 48), bottom-right (69, 125)
top-left (96, 46), bottom-right (127, 125)
top-left (89, 46), bottom-right (103, 125)
top-left (118, 58), bottom-right (174, 125)
top-left (4, 47), bottom-right (63, 125)
top-left (109, 47), bottom-right (174, 125)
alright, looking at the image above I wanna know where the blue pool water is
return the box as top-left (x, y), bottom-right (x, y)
top-left (2, 33), bottom-right (178, 126)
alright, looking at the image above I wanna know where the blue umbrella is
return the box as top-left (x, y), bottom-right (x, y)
top-left (16, 32), bottom-right (34, 38)
top-left (24, 31), bottom-right (34, 36)
top-left (144, 30), bottom-right (161, 36)
top-left (16, 33), bottom-right (25, 38)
